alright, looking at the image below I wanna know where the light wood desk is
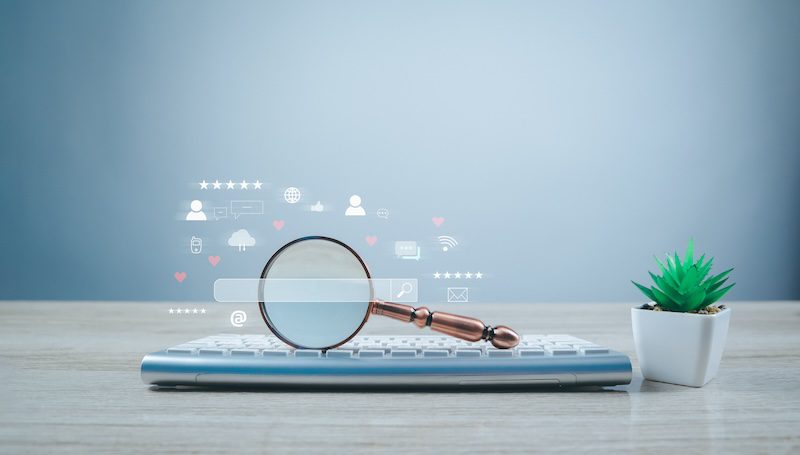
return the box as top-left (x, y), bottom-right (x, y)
top-left (0, 302), bottom-right (798, 453)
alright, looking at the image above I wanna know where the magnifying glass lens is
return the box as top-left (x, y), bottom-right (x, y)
top-left (259, 238), bottom-right (372, 349)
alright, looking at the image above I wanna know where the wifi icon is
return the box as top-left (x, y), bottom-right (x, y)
top-left (438, 235), bottom-right (458, 252)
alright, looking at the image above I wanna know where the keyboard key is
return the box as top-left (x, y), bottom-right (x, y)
top-left (581, 347), bottom-right (610, 355)
top-left (198, 349), bottom-right (226, 356)
top-left (326, 350), bottom-right (353, 358)
top-left (546, 346), bottom-right (578, 356)
top-left (518, 348), bottom-right (545, 357)
top-left (262, 350), bottom-right (290, 357)
top-left (230, 349), bottom-right (257, 356)
top-left (166, 348), bottom-right (194, 355)
top-left (294, 350), bottom-right (322, 358)
top-left (390, 349), bottom-right (417, 358)
top-left (455, 349), bottom-right (483, 358)
top-left (487, 349), bottom-right (514, 357)
top-left (423, 349), bottom-right (450, 358)
top-left (359, 349), bottom-right (385, 358)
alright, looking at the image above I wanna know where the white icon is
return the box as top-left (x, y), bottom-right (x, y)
top-left (199, 180), bottom-right (209, 189)
top-left (185, 200), bottom-right (207, 221)
top-left (284, 187), bottom-right (302, 204)
top-left (394, 241), bottom-right (421, 260)
top-left (376, 208), bottom-right (389, 219)
top-left (310, 201), bottom-right (324, 212)
top-left (345, 194), bottom-right (366, 216)
top-left (230, 310), bottom-right (247, 327)
top-left (438, 235), bottom-right (458, 252)
top-left (228, 229), bottom-right (256, 252)
top-left (230, 200), bottom-right (264, 219)
top-left (213, 207), bottom-right (228, 220)
top-left (447, 287), bottom-right (469, 303)
top-left (396, 282), bottom-right (414, 299)
top-left (190, 236), bottom-right (202, 254)
top-left (212, 180), bottom-right (222, 189)
top-left (434, 271), bottom-right (483, 279)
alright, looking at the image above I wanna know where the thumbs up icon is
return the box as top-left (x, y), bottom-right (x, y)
top-left (310, 201), bottom-right (324, 212)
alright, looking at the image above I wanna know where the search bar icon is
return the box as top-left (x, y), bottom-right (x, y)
top-left (213, 278), bottom-right (419, 303)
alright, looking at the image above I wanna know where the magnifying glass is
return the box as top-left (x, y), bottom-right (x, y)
top-left (258, 236), bottom-right (519, 351)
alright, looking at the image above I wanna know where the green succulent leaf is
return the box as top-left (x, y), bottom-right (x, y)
top-left (703, 283), bottom-right (735, 306)
top-left (702, 268), bottom-right (733, 290)
top-left (651, 286), bottom-right (681, 310)
top-left (679, 266), bottom-right (701, 294)
top-left (649, 272), bottom-right (683, 303)
top-left (683, 238), bottom-right (694, 270)
top-left (673, 252), bottom-right (685, 281)
top-left (684, 287), bottom-right (707, 312)
top-left (706, 277), bottom-right (729, 294)
top-left (632, 281), bottom-right (657, 302)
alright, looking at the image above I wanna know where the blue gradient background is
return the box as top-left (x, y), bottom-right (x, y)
top-left (1, 0), bottom-right (799, 302)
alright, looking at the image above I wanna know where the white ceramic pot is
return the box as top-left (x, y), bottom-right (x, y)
top-left (631, 305), bottom-right (731, 387)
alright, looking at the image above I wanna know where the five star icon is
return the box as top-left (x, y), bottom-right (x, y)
top-left (434, 272), bottom-right (483, 279)
top-left (198, 179), bottom-right (263, 190)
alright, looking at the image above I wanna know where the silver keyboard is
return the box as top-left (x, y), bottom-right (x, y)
top-left (142, 333), bottom-right (631, 387)
top-left (163, 334), bottom-right (612, 359)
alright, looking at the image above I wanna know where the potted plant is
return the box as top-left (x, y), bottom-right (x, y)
top-left (631, 239), bottom-right (735, 387)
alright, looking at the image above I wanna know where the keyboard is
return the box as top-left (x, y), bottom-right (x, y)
top-left (141, 334), bottom-right (632, 388)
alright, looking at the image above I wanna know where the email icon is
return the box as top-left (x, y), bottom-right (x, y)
top-left (447, 287), bottom-right (469, 303)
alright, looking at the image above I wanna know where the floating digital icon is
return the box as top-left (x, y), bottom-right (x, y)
top-left (447, 287), bottom-right (469, 303)
top-left (230, 310), bottom-right (247, 327)
top-left (213, 207), bottom-right (228, 220)
top-left (185, 200), bottom-right (207, 221)
top-left (190, 236), bottom-right (202, 254)
top-left (284, 187), bottom-right (302, 204)
top-left (208, 255), bottom-right (220, 267)
top-left (396, 282), bottom-right (413, 299)
top-left (174, 272), bottom-right (187, 283)
top-left (199, 180), bottom-right (209, 189)
top-left (432, 216), bottom-right (445, 228)
top-left (228, 229), bottom-right (256, 252)
top-left (212, 180), bottom-right (222, 189)
top-left (376, 208), bottom-right (389, 219)
top-left (272, 220), bottom-right (285, 231)
top-left (230, 200), bottom-right (264, 219)
top-left (394, 241), bottom-right (421, 260)
top-left (365, 235), bottom-right (378, 246)
top-left (438, 235), bottom-right (458, 252)
top-left (169, 307), bottom-right (206, 315)
top-left (345, 194), bottom-right (366, 216)
top-left (310, 201), bottom-right (324, 212)
top-left (434, 271), bottom-right (483, 279)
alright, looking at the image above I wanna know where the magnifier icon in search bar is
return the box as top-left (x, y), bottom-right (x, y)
top-left (396, 282), bottom-right (413, 299)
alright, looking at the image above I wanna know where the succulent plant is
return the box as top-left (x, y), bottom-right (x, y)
top-left (632, 239), bottom-right (735, 313)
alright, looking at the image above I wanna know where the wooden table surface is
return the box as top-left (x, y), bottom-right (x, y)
top-left (0, 301), bottom-right (798, 453)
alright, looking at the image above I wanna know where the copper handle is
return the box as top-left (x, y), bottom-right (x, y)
top-left (371, 300), bottom-right (520, 349)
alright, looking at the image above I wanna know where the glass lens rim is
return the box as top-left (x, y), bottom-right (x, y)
top-left (257, 236), bottom-right (373, 349)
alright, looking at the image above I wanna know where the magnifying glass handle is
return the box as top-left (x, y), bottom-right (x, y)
top-left (371, 300), bottom-right (520, 349)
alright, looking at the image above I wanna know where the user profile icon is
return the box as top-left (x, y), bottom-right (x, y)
top-left (344, 194), bottom-right (366, 216)
top-left (185, 200), bottom-right (207, 221)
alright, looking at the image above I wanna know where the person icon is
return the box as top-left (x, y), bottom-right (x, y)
top-left (344, 194), bottom-right (366, 216)
top-left (186, 200), bottom-right (207, 221)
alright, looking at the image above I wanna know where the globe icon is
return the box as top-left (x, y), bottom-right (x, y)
top-left (284, 187), bottom-right (301, 204)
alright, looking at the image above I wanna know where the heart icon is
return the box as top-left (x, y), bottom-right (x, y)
top-left (273, 220), bottom-right (285, 231)
top-left (208, 256), bottom-right (220, 267)
top-left (365, 235), bottom-right (378, 246)
top-left (174, 272), bottom-right (186, 283)
top-left (432, 217), bottom-right (445, 228)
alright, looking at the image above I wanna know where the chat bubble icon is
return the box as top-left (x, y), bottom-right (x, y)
top-left (231, 200), bottom-right (264, 219)
top-left (213, 207), bottom-right (228, 220)
top-left (394, 241), bottom-right (420, 260)
top-left (377, 208), bottom-right (389, 219)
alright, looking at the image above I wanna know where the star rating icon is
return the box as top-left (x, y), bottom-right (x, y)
top-left (169, 308), bottom-right (207, 315)
top-left (199, 180), bottom-right (263, 190)
top-left (434, 272), bottom-right (483, 279)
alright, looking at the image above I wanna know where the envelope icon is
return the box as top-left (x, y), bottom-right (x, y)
top-left (447, 287), bottom-right (469, 303)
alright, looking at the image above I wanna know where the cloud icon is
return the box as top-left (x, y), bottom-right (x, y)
top-left (310, 201), bottom-right (324, 212)
top-left (228, 229), bottom-right (255, 252)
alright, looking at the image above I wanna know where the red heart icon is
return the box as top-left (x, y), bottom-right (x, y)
top-left (365, 235), bottom-right (378, 246)
top-left (174, 272), bottom-right (187, 283)
top-left (208, 256), bottom-right (220, 267)
top-left (273, 220), bottom-right (285, 230)
top-left (432, 217), bottom-right (445, 227)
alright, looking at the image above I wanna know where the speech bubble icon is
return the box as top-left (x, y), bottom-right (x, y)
top-left (394, 241), bottom-right (420, 260)
top-left (213, 207), bottom-right (228, 220)
top-left (377, 208), bottom-right (389, 219)
top-left (231, 200), bottom-right (264, 219)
